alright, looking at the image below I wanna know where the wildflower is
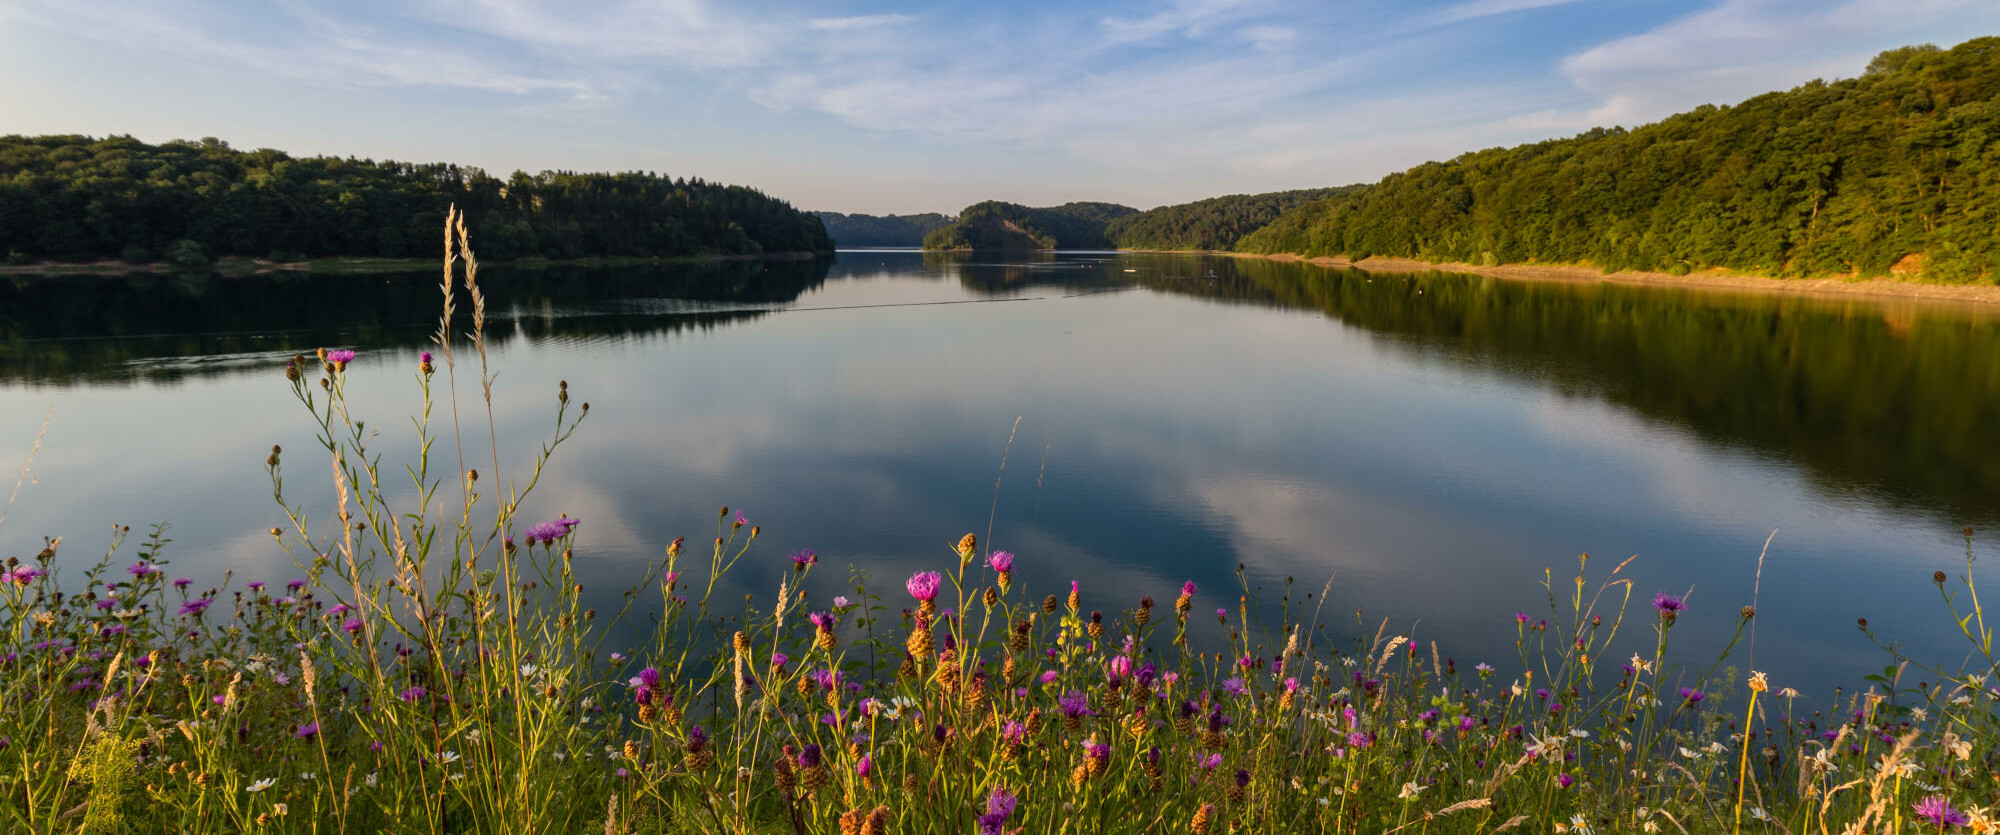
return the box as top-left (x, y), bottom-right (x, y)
top-left (522, 517), bottom-right (581, 545)
top-left (1677, 687), bottom-right (1705, 705)
top-left (662, 572), bottom-right (679, 589)
top-left (1216, 608), bottom-right (1228, 624)
top-left (1557, 773), bottom-right (1573, 789)
top-left (978, 787), bottom-right (1018, 835)
top-left (833, 595), bottom-right (850, 609)
top-left (8, 566), bottom-right (42, 585)
top-left (342, 617), bottom-right (363, 635)
top-left (325, 348), bottom-right (356, 367)
top-left (295, 723), bottom-right (320, 740)
top-left (1515, 612), bottom-right (1529, 624)
top-left (809, 611), bottom-right (838, 651)
top-left (246, 777), bottom-right (276, 793)
top-left (126, 561), bottom-right (160, 577)
top-left (628, 667), bottom-right (662, 706)
top-left (1222, 678), bottom-right (1247, 697)
top-left (1398, 781), bottom-right (1426, 799)
top-left (247, 581), bottom-right (265, 592)
top-left (1653, 592), bottom-right (1685, 618)
top-left (1059, 691), bottom-right (1092, 720)
top-left (1913, 795), bottom-right (1970, 829)
top-left (398, 686), bottom-right (426, 702)
top-left (438, 751), bottom-right (461, 764)
top-left (177, 598), bottom-right (213, 617)
top-left (790, 548), bottom-right (817, 571)
top-left (771, 652), bottom-right (789, 672)
top-left (906, 571), bottom-right (942, 603)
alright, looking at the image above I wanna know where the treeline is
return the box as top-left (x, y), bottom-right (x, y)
top-left (922, 201), bottom-right (1137, 250)
top-left (813, 211), bottom-right (952, 247)
top-left (1103, 186), bottom-right (1365, 250)
top-left (1239, 39), bottom-right (2000, 282)
top-left (0, 135), bottom-right (832, 264)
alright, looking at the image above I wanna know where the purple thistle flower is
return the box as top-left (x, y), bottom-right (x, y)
top-left (1913, 795), bottom-right (1969, 829)
top-left (295, 722), bottom-right (320, 739)
top-left (1085, 740), bottom-right (1110, 765)
top-left (808, 611), bottom-right (836, 631)
top-left (329, 603), bottom-right (352, 616)
top-left (1058, 691), bottom-right (1092, 719)
top-left (420, 351), bottom-right (432, 364)
top-left (1222, 677), bottom-right (1247, 697)
top-left (399, 686), bottom-right (427, 702)
top-left (171, 577), bottom-right (192, 589)
top-left (1199, 753), bottom-right (1222, 771)
top-left (286, 579), bottom-right (306, 591)
top-left (1346, 731), bottom-right (1373, 749)
top-left (247, 581), bottom-right (265, 592)
top-left (688, 726), bottom-right (709, 752)
top-left (1181, 581), bottom-right (1196, 597)
top-left (1515, 612), bottom-right (1529, 624)
top-left (789, 548), bottom-right (817, 569)
top-left (1677, 687), bottom-right (1705, 704)
top-left (1107, 656), bottom-right (1132, 681)
top-left (906, 571), bottom-right (942, 602)
top-left (1235, 768), bottom-right (1250, 788)
top-left (1039, 670), bottom-right (1059, 685)
top-left (1001, 721), bottom-right (1027, 745)
top-left (94, 597), bottom-right (117, 611)
top-left (342, 618), bottom-right (363, 634)
top-left (770, 653), bottom-right (789, 671)
top-left (1216, 608), bottom-right (1228, 623)
top-left (522, 517), bottom-right (581, 545)
top-left (1653, 592), bottom-right (1686, 614)
top-left (177, 598), bottom-right (212, 617)
top-left (986, 551), bottom-right (1014, 572)
top-left (1557, 774), bottom-right (1574, 789)
top-left (325, 348), bottom-right (356, 365)
top-left (978, 786), bottom-right (1018, 835)
top-left (7, 566), bottom-right (42, 585)
top-left (126, 561), bottom-right (160, 577)
top-left (663, 571), bottom-right (680, 588)
top-left (796, 744), bottom-right (823, 769)
top-left (855, 754), bottom-right (872, 778)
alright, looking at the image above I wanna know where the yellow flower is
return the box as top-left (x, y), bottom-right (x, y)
top-left (1748, 671), bottom-right (1767, 693)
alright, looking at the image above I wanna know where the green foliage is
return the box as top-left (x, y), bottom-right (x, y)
top-left (813, 212), bottom-right (953, 247)
top-left (1239, 38), bottom-right (2000, 284)
top-left (0, 135), bottom-right (833, 263)
top-left (164, 239), bottom-right (210, 267)
top-left (922, 200), bottom-right (1138, 250)
top-left (1103, 186), bottom-right (1365, 251)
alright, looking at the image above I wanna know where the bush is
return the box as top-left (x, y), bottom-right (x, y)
top-left (164, 239), bottom-right (212, 268)
top-left (119, 245), bottom-right (154, 265)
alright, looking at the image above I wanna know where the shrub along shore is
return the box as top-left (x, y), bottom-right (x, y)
top-left (2, 215), bottom-right (1995, 834)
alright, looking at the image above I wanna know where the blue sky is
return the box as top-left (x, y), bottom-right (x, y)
top-left (3, 0), bottom-right (1995, 214)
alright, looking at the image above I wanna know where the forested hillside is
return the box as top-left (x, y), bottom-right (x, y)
top-left (1239, 39), bottom-right (2000, 282)
top-left (0, 135), bottom-right (832, 264)
top-left (922, 201), bottom-right (1137, 250)
top-left (813, 211), bottom-right (952, 247)
top-left (1104, 186), bottom-right (1364, 250)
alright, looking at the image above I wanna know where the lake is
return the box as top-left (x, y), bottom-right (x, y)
top-left (2, 250), bottom-right (1996, 699)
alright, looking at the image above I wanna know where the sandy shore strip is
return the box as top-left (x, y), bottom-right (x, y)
top-left (1228, 252), bottom-right (2000, 309)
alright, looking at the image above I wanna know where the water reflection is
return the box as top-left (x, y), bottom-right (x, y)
top-left (1, 251), bottom-right (1994, 699)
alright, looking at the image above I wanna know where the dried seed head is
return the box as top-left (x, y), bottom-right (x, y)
top-left (1935, 570), bottom-right (1949, 585)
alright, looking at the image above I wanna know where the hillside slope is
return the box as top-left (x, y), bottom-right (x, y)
top-left (1239, 39), bottom-right (2000, 283)
top-left (922, 201), bottom-right (1138, 250)
top-left (1105, 186), bottom-right (1365, 251)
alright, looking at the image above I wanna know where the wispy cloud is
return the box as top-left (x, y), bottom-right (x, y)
top-left (808, 13), bottom-right (916, 30)
top-left (1419, 0), bottom-right (1592, 27)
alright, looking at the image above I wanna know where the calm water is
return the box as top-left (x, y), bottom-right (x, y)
top-left (3, 251), bottom-right (1997, 697)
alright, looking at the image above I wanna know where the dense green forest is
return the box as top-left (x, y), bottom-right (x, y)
top-left (1238, 39), bottom-right (2000, 283)
top-left (0, 135), bottom-right (832, 265)
top-left (921, 201), bottom-right (1137, 249)
top-left (1102, 186), bottom-right (1365, 250)
top-left (812, 211), bottom-right (952, 247)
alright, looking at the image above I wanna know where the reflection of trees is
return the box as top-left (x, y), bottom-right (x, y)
top-left (1199, 258), bottom-right (2000, 527)
top-left (0, 258), bottom-right (833, 385)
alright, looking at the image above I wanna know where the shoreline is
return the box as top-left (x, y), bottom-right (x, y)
top-left (1224, 251), bottom-right (2000, 308)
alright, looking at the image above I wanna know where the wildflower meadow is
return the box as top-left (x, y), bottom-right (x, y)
top-left (2, 212), bottom-right (1996, 834)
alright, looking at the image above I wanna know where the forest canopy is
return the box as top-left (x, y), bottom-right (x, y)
top-left (0, 135), bottom-right (832, 264)
top-left (812, 212), bottom-right (953, 248)
top-left (1102, 186), bottom-right (1365, 251)
top-left (1238, 38), bottom-right (2000, 283)
top-left (921, 201), bottom-right (1138, 250)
